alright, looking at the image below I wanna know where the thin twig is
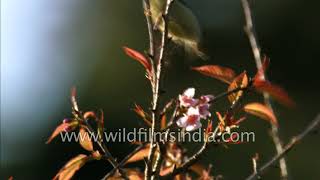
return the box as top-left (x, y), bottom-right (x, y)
top-left (152, 99), bottom-right (178, 178)
top-left (82, 120), bottom-right (128, 180)
top-left (240, 0), bottom-right (288, 178)
top-left (160, 98), bottom-right (175, 116)
top-left (252, 158), bottom-right (258, 175)
top-left (167, 99), bottom-right (179, 126)
top-left (251, 153), bottom-right (259, 177)
top-left (246, 113), bottom-right (320, 180)
top-left (160, 99), bottom-right (178, 132)
top-left (101, 144), bottom-right (146, 179)
top-left (209, 86), bottom-right (249, 104)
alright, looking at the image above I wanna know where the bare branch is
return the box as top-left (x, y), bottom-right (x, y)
top-left (246, 113), bottom-right (320, 180)
top-left (165, 99), bottom-right (179, 129)
top-left (101, 144), bottom-right (146, 179)
top-left (241, 0), bottom-right (288, 178)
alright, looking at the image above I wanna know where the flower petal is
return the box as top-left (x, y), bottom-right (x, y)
top-left (177, 116), bottom-right (188, 128)
top-left (186, 114), bottom-right (201, 125)
top-left (187, 107), bottom-right (200, 116)
top-left (186, 121), bottom-right (202, 131)
top-left (199, 104), bottom-right (211, 118)
top-left (200, 95), bottom-right (214, 103)
top-left (179, 95), bottom-right (198, 107)
top-left (183, 88), bottom-right (195, 98)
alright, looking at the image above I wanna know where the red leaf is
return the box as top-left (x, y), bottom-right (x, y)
top-left (53, 154), bottom-right (89, 180)
top-left (252, 57), bottom-right (295, 107)
top-left (253, 80), bottom-right (295, 107)
top-left (160, 166), bottom-right (175, 176)
top-left (205, 120), bottom-right (213, 135)
top-left (83, 111), bottom-right (96, 119)
top-left (133, 104), bottom-right (152, 126)
top-left (244, 103), bottom-right (278, 126)
top-left (79, 128), bottom-right (94, 152)
top-left (227, 71), bottom-right (248, 103)
top-left (125, 145), bottom-right (150, 164)
top-left (160, 114), bottom-right (167, 130)
top-left (216, 112), bottom-right (226, 132)
top-left (46, 122), bottom-right (76, 144)
top-left (125, 169), bottom-right (144, 180)
top-left (123, 46), bottom-right (151, 72)
top-left (192, 65), bottom-right (236, 84)
top-left (216, 111), bottom-right (245, 131)
top-left (134, 104), bottom-right (146, 118)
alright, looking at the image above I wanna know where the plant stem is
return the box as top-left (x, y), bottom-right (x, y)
top-left (101, 144), bottom-right (146, 179)
top-left (82, 120), bottom-right (128, 180)
top-left (144, 0), bottom-right (174, 179)
top-left (209, 86), bottom-right (249, 104)
top-left (142, 0), bottom-right (156, 177)
top-left (245, 114), bottom-right (320, 180)
top-left (241, 0), bottom-right (289, 178)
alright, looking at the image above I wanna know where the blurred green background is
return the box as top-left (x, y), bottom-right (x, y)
top-left (1, 0), bottom-right (320, 179)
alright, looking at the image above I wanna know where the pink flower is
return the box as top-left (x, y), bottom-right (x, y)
top-left (177, 107), bottom-right (202, 131)
top-left (198, 95), bottom-right (214, 118)
top-left (199, 103), bottom-right (211, 118)
top-left (179, 88), bottom-right (198, 107)
top-left (177, 88), bottom-right (214, 131)
top-left (200, 95), bottom-right (214, 104)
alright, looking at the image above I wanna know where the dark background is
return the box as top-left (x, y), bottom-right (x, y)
top-left (1, 0), bottom-right (320, 179)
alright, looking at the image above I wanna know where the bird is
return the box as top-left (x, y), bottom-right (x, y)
top-left (149, 0), bottom-right (207, 59)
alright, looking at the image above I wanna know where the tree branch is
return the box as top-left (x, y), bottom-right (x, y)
top-left (145, 0), bottom-right (174, 179)
top-left (245, 113), bottom-right (320, 180)
top-left (241, 0), bottom-right (289, 178)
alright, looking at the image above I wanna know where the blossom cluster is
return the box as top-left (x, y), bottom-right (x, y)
top-left (177, 88), bottom-right (214, 131)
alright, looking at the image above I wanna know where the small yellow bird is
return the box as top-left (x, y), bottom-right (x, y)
top-left (150, 0), bottom-right (207, 59)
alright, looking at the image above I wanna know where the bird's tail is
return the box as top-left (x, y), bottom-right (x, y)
top-left (183, 40), bottom-right (209, 60)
